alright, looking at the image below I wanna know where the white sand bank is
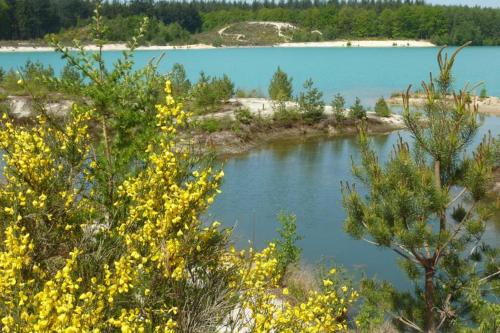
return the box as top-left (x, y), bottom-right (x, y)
top-left (278, 40), bottom-right (435, 48)
top-left (0, 40), bottom-right (435, 53)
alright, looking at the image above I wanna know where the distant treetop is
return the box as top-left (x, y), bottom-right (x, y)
top-left (0, 0), bottom-right (499, 46)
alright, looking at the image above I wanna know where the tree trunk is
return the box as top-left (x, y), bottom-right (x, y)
top-left (424, 266), bottom-right (437, 333)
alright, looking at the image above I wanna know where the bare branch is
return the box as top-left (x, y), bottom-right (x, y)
top-left (389, 311), bottom-right (424, 332)
top-left (478, 270), bottom-right (500, 284)
top-left (446, 187), bottom-right (467, 208)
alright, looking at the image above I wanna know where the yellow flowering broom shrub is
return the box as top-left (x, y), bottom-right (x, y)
top-left (0, 81), bottom-right (356, 332)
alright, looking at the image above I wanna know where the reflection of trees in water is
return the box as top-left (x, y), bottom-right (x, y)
top-left (268, 139), bottom-right (298, 162)
top-left (371, 133), bottom-right (390, 148)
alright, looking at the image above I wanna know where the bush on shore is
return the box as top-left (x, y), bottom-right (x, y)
top-left (374, 96), bottom-right (391, 117)
top-left (268, 66), bottom-right (293, 101)
top-left (298, 78), bottom-right (324, 123)
top-left (190, 72), bottom-right (234, 114)
top-left (332, 93), bottom-right (346, 123)
top-left (349, 97), bottom-right (366, 120)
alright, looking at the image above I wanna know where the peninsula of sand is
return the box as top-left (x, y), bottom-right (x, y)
top-left (0, 39), bottom-right (435, 52)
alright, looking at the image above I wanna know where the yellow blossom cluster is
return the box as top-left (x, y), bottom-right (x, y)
top-left (0, 81), bottom-right (356, 332)
top-left (227, 244), bottom-right (358, 333)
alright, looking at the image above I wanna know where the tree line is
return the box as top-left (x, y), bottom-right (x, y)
top-left (1, 0), bottom-right (500, 45)
top-left (0, 5), bottom-right (498, 329)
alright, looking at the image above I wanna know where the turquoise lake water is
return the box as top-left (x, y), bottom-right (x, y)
top-left (1, 47), bottom-right (499, 289)
top-left (2, 47), bottom-right (500, 104)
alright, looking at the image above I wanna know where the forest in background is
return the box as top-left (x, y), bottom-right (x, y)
top-left (1, 0), bottom-right (500, 46)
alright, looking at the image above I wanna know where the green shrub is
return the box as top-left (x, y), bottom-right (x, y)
top-left (155, 22), bottom-right (192, 44)
top-left (191, 72), bottom-right (234, 114)
top-left (494, 135), bottom-right (500, 168)
top-left (198, 117), bottom-right (220, 133)
top-left (235, 88), bottom-right (264, 98)
top-left (275, 212), bottom-right (302, 276)
top-left (234, 107), bottom-right (253, 125)
top-left (190, 72), bottom-right (215, 113)
top-left (167, 63), bottom-right (191, 99)
top-left (349, 97), bottom-right (366, 120)
top-left (2, 70), bottom-right (23, 94)
top-left (2, 61), bottom-right (57, 96)
top-left (272, 101), bottom-right (300, 127)
top-left (212, 74), bottom-right (234, 102)
top-left (58, 64), bottom-right (84, 95)
top-left (268, 67), bottom-right (293, 101)
top-left (198, 115), bottom-right (233, 133)
top-left (298, 78), bottom-right (324, 123)
top-left (480, 87), bottom-right (488, 99)
top-left (0, 67), bottom-right (4, 82)
top-left (374, 97), bottom-right (391, 117)
top-left (332, 93), bottom-right (346, 123)
top-left (22, 60), bottom-right (55, 83)
top-left (103, 15), bottom-right (143, 41)
top-left (212, 37), bottom-right (223, 47)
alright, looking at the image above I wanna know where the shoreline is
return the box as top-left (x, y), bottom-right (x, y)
top-left (387, 95), bottom-right (500, 115)
top-left (198, 119), bottom-right (405, 157)
top-left (3, 94), bottom-right (405, 156)
top-left (0, 39), bottom-right (435, 53)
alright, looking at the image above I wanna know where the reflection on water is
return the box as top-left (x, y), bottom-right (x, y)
top-left (208, 116), bottom-right (500, 290)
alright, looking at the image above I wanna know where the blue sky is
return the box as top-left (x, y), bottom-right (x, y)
top-left (427, 0), bottom-right (500, 7)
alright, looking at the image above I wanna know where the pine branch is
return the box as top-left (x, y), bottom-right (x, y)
top-left (389, 311), bottom-right (424, 332)
top-left (362, 238), bottom-right (420, 264)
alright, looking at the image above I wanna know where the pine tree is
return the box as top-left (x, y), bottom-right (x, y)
top-left (268, 66), bottom-right (293, 101)
top-left (332, 93), bottom-right (346, 123)
top-left (374, 96), bottom-right (391, 117)
top-left (349, 97), bottom-right (366, 120)
top-left (298, 78), bottom-right (325, 123)
top-left (167, 63), bottom-right (191, 99)
top-left (342, 44), bottom-right (498, 332)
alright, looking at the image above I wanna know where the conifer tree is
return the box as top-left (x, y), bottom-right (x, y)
top-left (298, 78), bottom-right (324, 123)
top-left (332, 93), bottom-right (346, 123)
top-left (349, 97), bottom-right (366, 120)
top-left (342, 44), bottom-right (498, 332)
top-left (268, 66), bottom-right (293, 101)
top-left (374, 96), bottom-right (391, 117)
top-left (167, 63), bottom-right (191, 99)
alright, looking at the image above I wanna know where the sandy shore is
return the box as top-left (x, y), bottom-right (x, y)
top-left (0, 39), bottom-right (435, 52)
top-left (0, 43), bottom-right (216, 52)
top-left (387, 95), bottom-right (500, 115)
top-left (196, 98), bottom-right (406, 130)
top-left (278, 40), bottom-right (435, 48)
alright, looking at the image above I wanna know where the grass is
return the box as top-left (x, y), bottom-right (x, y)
top-left (196, 116), bottom-right (234, 133)
top-left (235, 88), bottom-right (265, 98)
top-left (194, 22), bottom-right (295, 46)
